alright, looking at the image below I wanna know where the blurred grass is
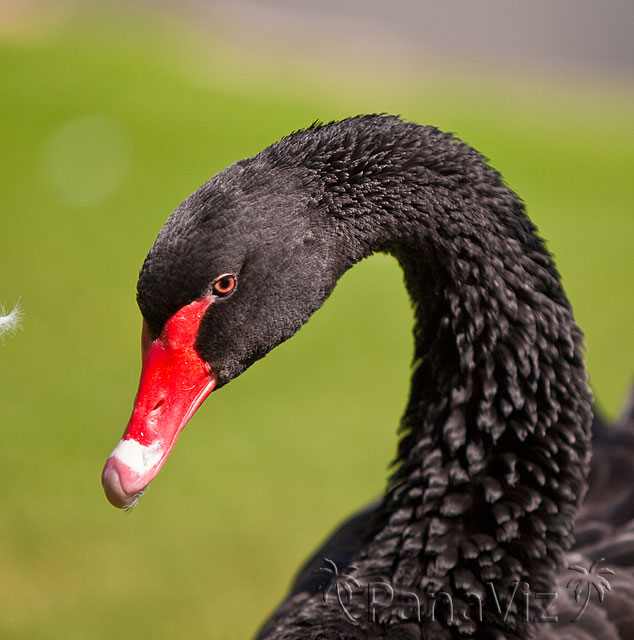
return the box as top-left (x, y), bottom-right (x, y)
top-left (0, 7), bottom-right (633, 639)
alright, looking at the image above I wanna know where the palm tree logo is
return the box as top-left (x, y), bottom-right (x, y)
top-left (566, 558), bottom-right (615, 622)
top-left (316, 558), bottom-right (362, 624)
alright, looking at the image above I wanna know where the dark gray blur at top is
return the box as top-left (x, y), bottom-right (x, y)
top-left (164, 0), bottom-right (634, 79)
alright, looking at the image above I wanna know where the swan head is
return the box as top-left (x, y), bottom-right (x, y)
top-left (102, 155), bottom-right (343, 509)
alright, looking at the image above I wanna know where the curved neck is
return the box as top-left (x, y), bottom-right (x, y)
top-left (298, 118), bottom-right (592, 636)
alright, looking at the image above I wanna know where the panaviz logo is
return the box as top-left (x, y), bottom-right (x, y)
top-left (314, 557), bottom-right (615, 627)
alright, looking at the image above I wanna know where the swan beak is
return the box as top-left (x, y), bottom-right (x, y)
top-left (101, 299), bottom-right (216, 509)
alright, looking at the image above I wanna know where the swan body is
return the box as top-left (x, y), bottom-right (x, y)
top-left (102, 116), bottom-right (634, 638)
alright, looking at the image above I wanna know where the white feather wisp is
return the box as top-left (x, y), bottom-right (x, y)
top-left (0, 302), bottom-right (23, 340)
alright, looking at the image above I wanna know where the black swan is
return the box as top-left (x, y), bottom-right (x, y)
top-left (101, 115), bottom-right (634, 638)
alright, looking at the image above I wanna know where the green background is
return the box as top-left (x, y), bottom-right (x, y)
top-left (0, 7), bottom-right (632, 639)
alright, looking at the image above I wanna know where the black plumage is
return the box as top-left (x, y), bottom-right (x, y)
top-left (135, 115), bottom-right (634, 638)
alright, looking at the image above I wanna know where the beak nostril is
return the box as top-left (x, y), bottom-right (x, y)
top-left (151, 398), bottom-right (165, 412)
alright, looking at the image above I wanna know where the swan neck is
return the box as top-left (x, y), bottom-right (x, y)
top-left (315, 120), bottom-right (593, 635)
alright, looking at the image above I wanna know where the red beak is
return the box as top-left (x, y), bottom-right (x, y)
top-left (102, 298), bottom-right (215, 509)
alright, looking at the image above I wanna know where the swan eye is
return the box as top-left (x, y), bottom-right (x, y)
top-left (212, 274), bottom-right (237, 297)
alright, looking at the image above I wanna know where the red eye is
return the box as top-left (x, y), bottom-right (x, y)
top-left (212, 274), bottom-right (237, 297)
